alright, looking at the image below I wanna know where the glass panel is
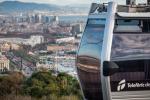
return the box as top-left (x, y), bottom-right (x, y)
top-left (88, 19), bottom-right (106, 25)
top-left (110, 33), bottom-right (150, 92)
top-left (76, 18), bottom-right (105, 99)
top-left (142, 20), bottom-right (150, 32)
top-left (116, 19), bottom-right (139, 26)
top-left (111, 34), bottom-right (150, 60)
top-left (110, 60), bottom-right (150, 92)
top-left (83, 26), bottom-right (104, 44)
top-left (81, 19), bottom-right (105, 44)
top-left (114, 19), bottom-right (141, 32)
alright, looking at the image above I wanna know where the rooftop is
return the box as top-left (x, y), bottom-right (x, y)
top-left (0, 55), bottom-right (9, 61)
top-left (90, 1), bottom-right (150, 15)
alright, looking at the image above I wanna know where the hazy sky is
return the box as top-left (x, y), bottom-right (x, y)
top-left (0, 0), bottom-right (147, 5)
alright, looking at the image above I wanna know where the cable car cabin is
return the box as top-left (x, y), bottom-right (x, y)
top-left (76, 3), bottom-right (107, 100)
top-left (108, 15), bottom-right (150, 100)
top-left (76, 0), bottom-right (150, 100)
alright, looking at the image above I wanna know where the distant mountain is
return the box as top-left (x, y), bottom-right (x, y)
top-left (68, 4), bottom-right (90, 8)
top-left (0, 1), bottom-right (89, 14)
top-left (0, 1), bottom-right (60, 13)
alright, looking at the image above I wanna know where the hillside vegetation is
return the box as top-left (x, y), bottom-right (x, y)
top-left (0, 71), bottom-right (82, 100)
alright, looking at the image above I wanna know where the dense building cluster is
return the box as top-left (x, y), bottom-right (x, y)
top-left (0, 11), bottom-right (84, 78)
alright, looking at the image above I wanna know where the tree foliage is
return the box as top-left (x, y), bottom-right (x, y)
top-left (0, 71), bottom-right (82, 100)
top-left (23, 71), bottom-right (82, 99)
top-left (0, 72), bottom-right (24, 96)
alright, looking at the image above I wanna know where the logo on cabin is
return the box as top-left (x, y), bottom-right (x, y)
top-left (117, 79), bottom-right (126, 91)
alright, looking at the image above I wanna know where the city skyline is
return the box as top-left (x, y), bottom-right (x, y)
top-left (0, 0), bottom-right (147, 5)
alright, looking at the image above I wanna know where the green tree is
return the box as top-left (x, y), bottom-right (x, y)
top-left (23, 71), bottom-right (59, 98)
top-left (0, 72), bottom-right (24, 96)
top-left (21, 71), bottom-right (82, 99)
top-left (57, 73), bottom-right (82, 98)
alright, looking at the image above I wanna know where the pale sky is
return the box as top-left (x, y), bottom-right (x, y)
top-left (0, 0), bottom-right (147, 5)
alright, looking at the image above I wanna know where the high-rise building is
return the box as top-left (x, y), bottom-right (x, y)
top-left (42, 16), bottom-right (51, 23)
top-left (71, 24), bottom-right (82, 34)
top-left (51, 16), bottom-right (59, 25)
top-left (35, 14), bottom-right (42, 23)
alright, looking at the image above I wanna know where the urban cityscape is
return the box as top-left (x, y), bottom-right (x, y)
top-left (0, 13), bottom-right (85, 77)
top-left (0, 1), bottom-right (88, 100)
